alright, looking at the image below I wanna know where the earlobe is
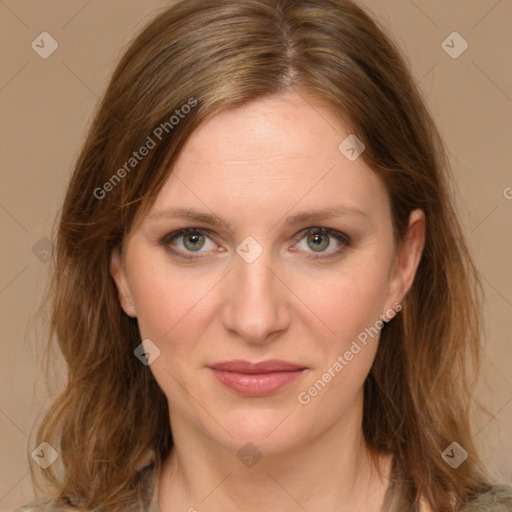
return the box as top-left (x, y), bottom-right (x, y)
top-left (110, 247), bottom-right (137, 318)
top-left (385, 209), bottom-right (426, 309)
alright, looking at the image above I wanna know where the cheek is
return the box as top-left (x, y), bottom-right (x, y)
top-left (305, 258), bottom-right (391, 348)
top-left (127, 253), bottom-right (216, 351)
top-left (296, 267), bottom-right (388, 414)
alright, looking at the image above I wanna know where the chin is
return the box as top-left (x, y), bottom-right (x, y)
top-left (204, 403), bottom-right (314, 455)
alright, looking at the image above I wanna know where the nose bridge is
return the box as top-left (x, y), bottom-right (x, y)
top-left (221, 242), bottom-right (288, 343)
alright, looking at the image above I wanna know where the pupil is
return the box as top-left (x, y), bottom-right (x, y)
top-left (185, 232), bottom-right (203, 251)
top-left (309, 232), bottom-right (328, 252)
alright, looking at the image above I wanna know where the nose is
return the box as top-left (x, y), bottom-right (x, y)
top-left (220, 246), bottom-right (290, 345)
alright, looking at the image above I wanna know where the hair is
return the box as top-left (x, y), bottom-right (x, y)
top-left (30, 0), bottom-right (491, 510)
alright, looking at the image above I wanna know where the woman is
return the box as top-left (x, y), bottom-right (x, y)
top-left (17, 0), bottom-right (512, 511)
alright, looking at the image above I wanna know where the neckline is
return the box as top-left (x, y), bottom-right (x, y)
top-left (146, 455), bottom-right (403, 512)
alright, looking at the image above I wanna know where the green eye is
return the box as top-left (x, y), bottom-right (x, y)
top-left (160, 227), bottom-right (351, 261)
top-left (307, 231), bottom-right (330, 252)
top-left (295, 227), bottom-right (350, 259)
top-left (181, 231), bottom-right (207, 252)
top-left (159, 228), bottom-right (216, 259)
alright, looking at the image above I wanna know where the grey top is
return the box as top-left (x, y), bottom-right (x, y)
top-left (381, 482), bottom-right (512, 511)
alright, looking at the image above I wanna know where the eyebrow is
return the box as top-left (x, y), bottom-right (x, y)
top-left (146, 205), bottom-right (369, 230)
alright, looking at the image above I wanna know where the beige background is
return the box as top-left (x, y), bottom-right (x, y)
top-left (1, 0), bottom-right (511, 509)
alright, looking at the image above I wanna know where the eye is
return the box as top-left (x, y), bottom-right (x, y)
top-left (160, 227), bottom-right (350, 260)
top-left (160, 228), bottom-right (218, 259)
top-left (291, 227), bottom-right (350, 260)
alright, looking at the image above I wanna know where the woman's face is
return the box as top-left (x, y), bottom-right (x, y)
top-left (111, 92), bottom-right (424, 455)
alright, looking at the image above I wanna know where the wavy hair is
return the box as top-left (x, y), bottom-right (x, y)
top-left (31, 0), bottom-right (490, 510)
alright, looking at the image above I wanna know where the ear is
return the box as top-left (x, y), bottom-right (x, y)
top-left (110, 247), bottom-right (137, 317)
top-left (384, 209), bottom-right (426, 312)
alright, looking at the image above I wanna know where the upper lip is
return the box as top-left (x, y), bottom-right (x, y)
top-left (208, 359), bottom-right (306, 373)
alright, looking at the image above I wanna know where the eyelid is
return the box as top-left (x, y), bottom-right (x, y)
top-left (298, 227), bottom-right (351, 246)
top-left (160, 226), bottom-right (351, 260)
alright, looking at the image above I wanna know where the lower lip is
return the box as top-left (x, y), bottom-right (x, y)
top-left (209, 369), bottom-right (305, 396)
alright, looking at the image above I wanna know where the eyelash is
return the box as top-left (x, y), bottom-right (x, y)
top-left (159, 227), bottom-right (351, 261)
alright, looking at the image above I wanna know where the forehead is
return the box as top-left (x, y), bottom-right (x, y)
top-left (145, 92), bottom-right (390, 228)
top-left (177, 92), bottom-right (345, 169)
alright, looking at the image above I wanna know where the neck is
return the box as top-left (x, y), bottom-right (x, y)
top-left (158, 393), bottom-right (392, 512)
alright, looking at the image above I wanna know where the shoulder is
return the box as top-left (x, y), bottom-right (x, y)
top-left (461, 484), bottom-right (512, 511)
top-left (12, 497), bottom-right (74, 512)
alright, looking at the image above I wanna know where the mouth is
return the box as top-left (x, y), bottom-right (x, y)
top-left (207, 359), bottom-right (307, 396)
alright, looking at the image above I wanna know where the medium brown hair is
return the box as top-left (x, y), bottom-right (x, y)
top-left (31, 0), bottom-right (490, 510)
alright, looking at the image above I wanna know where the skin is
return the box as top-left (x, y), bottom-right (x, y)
top-left (111, 91), bottom-right (425, 512)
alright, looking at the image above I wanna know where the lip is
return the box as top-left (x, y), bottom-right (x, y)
top-left (208, 359), bottom-right (307, 396)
